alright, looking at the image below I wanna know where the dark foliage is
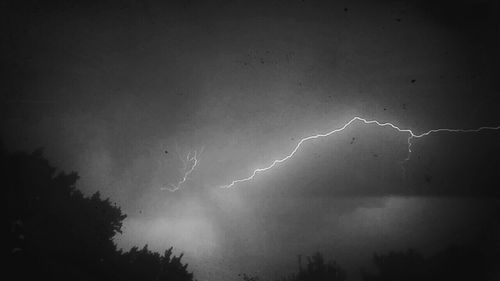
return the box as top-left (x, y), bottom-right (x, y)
top-left (362, 245), bottom-right (499, 281)
top-left (5, 147), bottom-right (194, 281)
top-left (270, 252), bottom-right (346, 281)
top-left (294, 253), bottom-right (346, 281)
top-left (6, 145), bottom-right (499, 281)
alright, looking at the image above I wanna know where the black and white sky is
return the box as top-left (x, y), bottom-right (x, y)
top-left (2, 0), bottom-right (500, 280)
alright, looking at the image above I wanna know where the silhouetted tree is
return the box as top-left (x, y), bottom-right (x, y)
top-left (362, 245), bottom-right (498, 281)
top-left (295, 252), bottom-right (346, 281)
top-left (269, 252), bottom-right (346, 281)
top-left (361, 249), bottom-right (425, 281)
top-left (6, 148), bottom-right (194, 281)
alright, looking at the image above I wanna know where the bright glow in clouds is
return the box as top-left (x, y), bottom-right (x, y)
top-left (117, 214), bottom-right (218, 257)
top-left (115, 196), bottom-right (219, 260)
top-left (219, 116), bottom-right (500, 189)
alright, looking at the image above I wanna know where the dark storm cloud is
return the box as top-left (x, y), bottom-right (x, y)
top-left (258, 129), bottom-right (500, 197)
top-left (3, 0), bottom-right (499, 208)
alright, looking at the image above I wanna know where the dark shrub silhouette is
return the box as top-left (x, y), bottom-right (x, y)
top-left (296, 252), bottom-right (346, 281)
top-left (361, 249), bottom-right (425, 281)
top-left (5, 147), bottom-right (194, 281)
top-left (362, 245), bottom-right (498, 281)
top-left (272, 252), bottom-right (346, 281)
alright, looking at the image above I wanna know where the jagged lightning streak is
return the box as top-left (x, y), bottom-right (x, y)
top-left (162, 148), bottom-right (202, 192)
top-left (219, 116), bottom-right (500, 189)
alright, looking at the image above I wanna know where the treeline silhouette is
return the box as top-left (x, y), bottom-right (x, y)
top-left (6, 146), bottom-right (498, 281)
top-left (238, 253), bottom-right (346, 281)
top-left (279, 252), bottom-right (346, 281)
top-left (240, 244), bottom-right (498, 281)
top-left (362, 245), bottom-right (499, 281)
top-left (5, 147), bottom-right (194, 281)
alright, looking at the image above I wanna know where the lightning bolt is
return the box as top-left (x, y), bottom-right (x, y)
top-left (219, 116), bottom-right (500, 189)
top-left (162, 148), bottom-right (202, 192)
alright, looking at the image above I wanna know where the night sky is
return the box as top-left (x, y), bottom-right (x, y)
top-left (2, 0), bottom-right (500, 280)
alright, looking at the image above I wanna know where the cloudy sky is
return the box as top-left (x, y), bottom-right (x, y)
top-left (2, 0), bottom-right (500, 280)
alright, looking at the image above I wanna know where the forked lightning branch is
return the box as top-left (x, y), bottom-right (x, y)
top-left (164, 117), bottom-right (500, 191)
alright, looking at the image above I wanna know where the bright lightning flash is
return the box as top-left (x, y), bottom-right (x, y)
top-left (219, 116), bottom-right (500, 189)
top-left (162, 149), bottom-right (201, 192)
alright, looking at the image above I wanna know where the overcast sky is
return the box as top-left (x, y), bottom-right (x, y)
top-left (2, 0), bottom-right (500, 280)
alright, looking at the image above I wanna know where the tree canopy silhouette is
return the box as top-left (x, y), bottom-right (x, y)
top-left (262, 252), bottom-right (346, 281)
top-left (6, 145), bottom-right (499, 281)
top-left (5, 147), bottom-right (194, 281)
top-left (294, 252), bottom-right (346, 281)
top-left (362, 245), bottom-right (499, 281)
